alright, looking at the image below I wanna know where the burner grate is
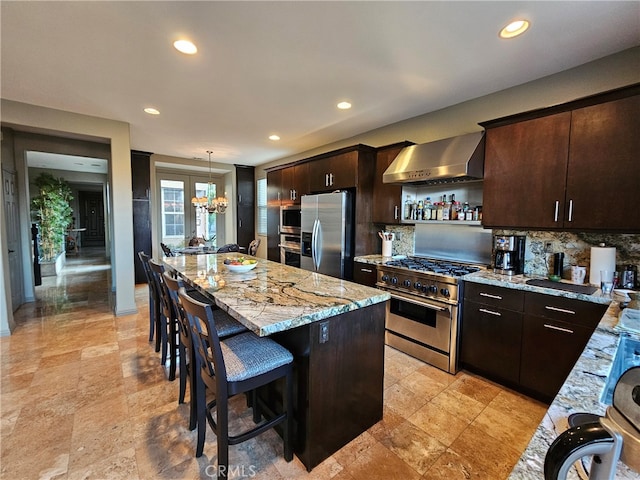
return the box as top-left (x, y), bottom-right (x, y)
top-left (384, 257), bottom-right (480, 277)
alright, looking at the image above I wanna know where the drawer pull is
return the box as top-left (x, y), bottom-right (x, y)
top-left (479, 308), bottom-right (501, 317)
top-left (543, 324), bottom-right (574, 334)
top-left (360, 268), bottom-right (373, 273)
top-left (480, 292), bottom-right (502, 300)
top-left (544, 306), bottom-right (576, 315)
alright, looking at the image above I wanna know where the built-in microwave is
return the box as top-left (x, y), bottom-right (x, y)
top-left (280, 205), bottom-right (301, 234)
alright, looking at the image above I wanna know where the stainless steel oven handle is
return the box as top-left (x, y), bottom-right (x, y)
top-left (389, 293), bottom-right (449, 312)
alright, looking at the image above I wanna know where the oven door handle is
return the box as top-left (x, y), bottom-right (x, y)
top-left (389, 293), bottom-right (449, 312)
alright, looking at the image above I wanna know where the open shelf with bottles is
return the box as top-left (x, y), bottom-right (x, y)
top-left (400, 182), bottom-right (483, 224)
top-left (404, 219), bottom-right (483, 226)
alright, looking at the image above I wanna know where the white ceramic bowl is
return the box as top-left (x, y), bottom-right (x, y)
top-left (225, 262), bottom-right (258, 273)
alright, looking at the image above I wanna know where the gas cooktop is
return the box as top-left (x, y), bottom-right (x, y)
top-left (383, 257), bottom-right (482, 277)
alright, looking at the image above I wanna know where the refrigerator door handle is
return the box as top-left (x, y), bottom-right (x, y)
top-left (311, 219), bottom-right (319, 270)
top-left (315, 219), bottom-right (323, 269)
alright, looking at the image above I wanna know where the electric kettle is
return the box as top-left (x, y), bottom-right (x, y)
top-left (544, 367), bottom-right (640, 479)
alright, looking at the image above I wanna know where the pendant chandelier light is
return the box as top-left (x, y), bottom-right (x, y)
top-left (191, 150), bottom-right (228, 214)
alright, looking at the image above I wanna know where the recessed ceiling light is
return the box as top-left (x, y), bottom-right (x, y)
top-left (337, 101), bottom-right (352, 110)
top-left (499, 20), bottom-right (530, 39)
top-left (174, 39), bottom-right (197, 55)
top-left (144, 107), bottom-right (160, 115)
top-left (269, 134), bottom-right (281, 141)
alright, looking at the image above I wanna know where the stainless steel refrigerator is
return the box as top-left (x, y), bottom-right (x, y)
top-left (300, 191), bottom-right (353, 279)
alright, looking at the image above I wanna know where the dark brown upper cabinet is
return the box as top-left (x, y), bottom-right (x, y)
top-left (372, 141), bottom-right (414, 225)
top-left (481, 86), bottom-right (639, 232)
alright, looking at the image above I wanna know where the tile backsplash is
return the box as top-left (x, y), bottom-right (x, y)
top-left (498, 230), bottom-right (640, 280)
top-left (384, 224), bottom-right (640, 282)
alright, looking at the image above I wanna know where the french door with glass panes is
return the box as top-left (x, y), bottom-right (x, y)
top-left (158, 173), bottom-right (226, 250)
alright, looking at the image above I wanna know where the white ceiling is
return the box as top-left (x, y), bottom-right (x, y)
top-left (27, 152), bottom-right (108, 175)
top-left (2, 1), bottom-right (639, 168)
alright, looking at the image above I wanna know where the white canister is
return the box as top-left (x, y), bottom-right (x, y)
top-left (382, 240), bottom-right (393, 257)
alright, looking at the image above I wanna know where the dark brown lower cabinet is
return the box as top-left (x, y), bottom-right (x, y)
top-left (352, 261), bottom-right (377, 286)
top-left (519, 292), bottom-right (607, 402)
top-left (520, 316), bottom-right (593, 402)
top-left (459, 300), bottom-right (523, 385)
top-left (460, 282), bottom-right (608, 403)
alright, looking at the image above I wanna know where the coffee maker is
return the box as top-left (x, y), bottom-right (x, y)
top-left (493, 235), bottom-right (526, 275)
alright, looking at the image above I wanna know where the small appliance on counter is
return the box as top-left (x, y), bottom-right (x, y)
top-left (544, 366), bottom-right (640, 479)
top-left (493, 235), bottom-right (525, 275)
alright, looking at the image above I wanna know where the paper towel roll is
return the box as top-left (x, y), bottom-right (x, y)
top-left (589, 245), bottom-right (616, 285)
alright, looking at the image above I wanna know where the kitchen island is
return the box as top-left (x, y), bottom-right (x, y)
top-left (163, 253), bottom-right (390, 471)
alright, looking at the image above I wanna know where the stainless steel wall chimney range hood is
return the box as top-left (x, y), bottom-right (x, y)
top-left (383, 131), bottom-right (485, 185)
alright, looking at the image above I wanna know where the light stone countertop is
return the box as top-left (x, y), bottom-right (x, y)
top-left (164, 253), bottom-right (390, 337)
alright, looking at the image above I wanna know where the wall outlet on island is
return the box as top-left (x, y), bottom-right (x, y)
top-left (319, 321), bottom-right (329, 344)
top-left (545, 242), bottom-right (552, 253)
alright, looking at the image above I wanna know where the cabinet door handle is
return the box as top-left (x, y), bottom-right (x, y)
top-left (360, 268), bottom-right (373, 273)
top-left (238, 193), bottom-right (242, 204)
top-left (293, 189), bottom-right (297, 200)
top-left (239, 219), bottom-right (242, 228)
top-left (479, 308), bottom-right (501, 316)
top-left (277, 192), bottom-right (281, 201)
top-left (329, 173), bottom-right (334, 186)
top-left (394, 205), bottom-right (399, 220)
top-left (544, 323), bottom-right (574, 334)
top-left (325, 174), bottom-right (329, 187)
top-left (544, 305), bottom-right (576, 315)
top-left (568, 200), bottom-right (573, 222)
top-left (479, 292), bottom-right (502, 300)
top-left (554, 200), bottom-right (560, 222)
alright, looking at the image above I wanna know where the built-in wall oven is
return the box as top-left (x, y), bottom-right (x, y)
top-left (279, 233), bottom-right (301, 268)
top-left (279, 205), bottom-right (301, 235)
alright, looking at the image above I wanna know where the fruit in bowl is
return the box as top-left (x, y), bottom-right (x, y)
top-left (223, 257), bottom-right (258, 272)
top-left (223, 257), bottom-right (257, 266)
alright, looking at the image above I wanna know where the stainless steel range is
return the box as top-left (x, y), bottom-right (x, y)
top-left (377, 257), bottom-right (483, 374)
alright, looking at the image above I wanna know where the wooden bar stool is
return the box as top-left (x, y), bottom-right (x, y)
top-left (179, 289), bottom-right (294, 478)
top-left (137, 251), bottom-right (161, 352)
top-left (162, 272), bottom-right (247, 431)
top-left (148, 259), bottom-right (178, 380)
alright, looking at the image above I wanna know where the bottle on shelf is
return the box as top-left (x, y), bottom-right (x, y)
top-left (424, 197), bottom-right (432, 220)
top-left (451, 197), bottom-right (459, 220)
top-left (404, 195), bottom-right (412, 220)
top-left (436, 199), bottom-right (444, 221)
top-left (417, 200), bottom-right (423, 221)
top-left (442, 194), bottom-right (452, 220)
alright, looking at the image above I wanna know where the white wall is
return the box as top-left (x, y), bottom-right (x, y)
top-left (0, 100), bottom-right (137, 322)
top-left (256, 47), bottom-right (640, 179)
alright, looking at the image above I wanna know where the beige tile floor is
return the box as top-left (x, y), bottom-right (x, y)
top-left (1, 248), bottom-right (548, 479)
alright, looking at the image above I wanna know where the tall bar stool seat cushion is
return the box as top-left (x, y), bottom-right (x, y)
top-left (220, 332), bottom-right (293, 382)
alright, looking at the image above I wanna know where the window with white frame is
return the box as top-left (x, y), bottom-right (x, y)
top-left (161, 180), bottom-right (185, 240)
top-left (256, 178), bottom-right (267, 236)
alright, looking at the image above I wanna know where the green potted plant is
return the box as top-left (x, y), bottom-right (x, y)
top-left (30, 173), bottom-right (73, 271)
